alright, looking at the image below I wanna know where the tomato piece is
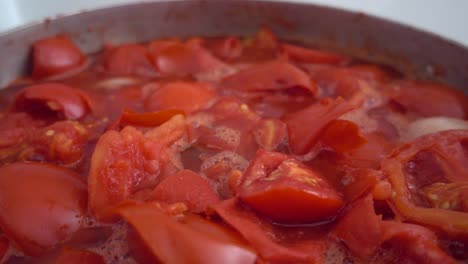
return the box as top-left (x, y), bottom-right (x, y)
top-left (381, 221), bottom-right (457, 264)
top-left (220, 61), bottom-right (314, 94)
top-left (53, 248), bottom-right (105, 264)
top-left (311, 67), bottom-right (361, 99)
top-left (214, 198), bottom-right (326, 263)
top-left (102, 44), bottom-right (155, 76)
top-left (241, 27), bottom-right (280, 61)
top-left (148, 40), bottom-right (225, 76)
top-left (284, 97), bottom-right (355, 155)
top-left (320, 119), bottom-right (367, 153)
top-left (14, 83), bottom-right (93, 120)
top-left (150, 170), bottom-right (220, 213)
top-left (383, 80), bottom-right (467, 118)
top-left (145, 81), bottom-right (215, 114)
top-left (349, 64), bottom-right (398, 83)
top-left (282, 43), bottom-right (349, 65)
top-left (120, 109), bottom-right (185, 127)
top-left (89, 115), bottom-right (186, 221)
top-left (334, 195), bottom-right (382, 258)
top-left (0, 162), bottom-right (87, 256)
top-left (0, 113), bottom-right (45, 148)
top-left (117, 203), bottom-right (257, 264)
top-left (341, 169), bottom-right (380, 202)
top-left (32, 35), bottom-right (86, 79)
top-left (239, 150), bottom-right (343, 224)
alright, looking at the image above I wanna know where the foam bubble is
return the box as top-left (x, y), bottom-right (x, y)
top-left (88, 224), bottom-right (137, 264)
top-left (200, 151), bottom-right (248, 172)
top-left (214, 126), bottom-right (240, 148)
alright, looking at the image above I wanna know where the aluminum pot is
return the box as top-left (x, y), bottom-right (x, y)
top-left (0, 0), bottom-right (467, 90)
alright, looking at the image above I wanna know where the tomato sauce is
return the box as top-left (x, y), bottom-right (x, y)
top-left (0, 28), bottom-right (467, 263)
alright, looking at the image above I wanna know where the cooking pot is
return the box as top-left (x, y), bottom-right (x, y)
top-left (0, 0), bottom-right (467, 90)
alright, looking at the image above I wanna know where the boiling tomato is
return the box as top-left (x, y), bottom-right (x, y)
top-left (32, 35), bottom-right (86, 79)
top-left (238, 150), bottom-right (343, 224)
top-left (0, 162), bottom-right (87, 256)
top-left (282, 43), bottom-right (349, 65)
top-left (14, 83), bottom-right (93, 120)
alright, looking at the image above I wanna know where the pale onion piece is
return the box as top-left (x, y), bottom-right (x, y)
top-left (404, 116), bottom-right (468, 141)
top-left (94, 77), bottom-right (141, 90)
top-left (44, 58), bottom-right (91, 81)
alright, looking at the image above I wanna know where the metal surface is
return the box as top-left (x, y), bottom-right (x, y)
top-left (0, 0), bottom-right (467, 90)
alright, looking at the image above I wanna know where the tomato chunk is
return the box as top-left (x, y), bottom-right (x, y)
top-left (88, 115), bottom-right (185, 221)
top-left (145, 81), bottom-right (215, 114)
top-left (238, 150), bottom-right (343, 224)
top-left (150, 170), bottom-right (220, 213)
top-left (320, 119), bottom-right (367, 153)
top-left (32, 35), bottom-right (86, 79)
top-left (0, 162), bottom-right (87, 256)
top-left (284, 97), bottom-right (355, 155)
top-left (220, 61), bottom-right (314, 94)
top-left (117, 203), bottom-right (257, 264)
top-left (120, 109), bottom-right (185, 127)
top-left (14, 83), bottom-right (93, 120)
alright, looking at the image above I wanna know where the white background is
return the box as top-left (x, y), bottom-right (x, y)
top-left (1, 0), bottom-right (467, 47)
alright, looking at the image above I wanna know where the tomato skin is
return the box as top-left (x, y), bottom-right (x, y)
top-left (103, 44), bottom-right (155, 76)
top-left (0, 162), bottom-right (87, 256)
top-left (145, 82), bottom-right (215, 114)
top-left (334, 195), bottom-right (382, 258)
top-left (120, 109), bottom-right (185, 127)
top-left (213, 198), bottom-right (326, 263)
top-left (15, 83), bottom-right (93, 120)
top-left (0, 236), bottom-right (9, 262)
top-left (239, 150), bottom-right (343, 224)
top-left (284, 97), bottom-right (355, 155)
top-left (117, 203), bottom-right (257, 264)
top-left (150, 170), bottom-right (220, 213)
top-left (53, 248), bottom-right (105, 264)
top-left (383, 80), bottom-right (467, 118)
top-left (220, 61), bottom-right (314, 94)
top-left (282, 43), bottom-right (349, 65)
top-left (320, 119), bottom-right (367, 153)
top-left (32, 35), bottom-right (86, 79)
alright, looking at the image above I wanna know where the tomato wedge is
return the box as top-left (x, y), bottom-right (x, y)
top-left (14, 83), bottom-right (93, 120)
top-left (150, 170), bottom-right (220, 213)
top-left (32, 35), bottom-right (86, 79)
top-left (117, 203), bottom-right (257, 264)
top-left (0, 162), bottom-right (87, 256)
top-left (320, 119), bottom-right (367, 153)
top-left (145, 81), bottom-right (215, 114)
top-left (238, 150), bottom-right (343, 224)
top-left (284, 97), bottom-right (355, 155)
